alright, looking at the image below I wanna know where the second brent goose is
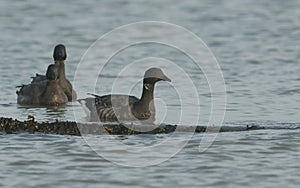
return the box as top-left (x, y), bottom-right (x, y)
top-left (31, 44), bottom-right (77, 101)
top-left (78, 68), bottom-right (171, 123)
top-left (17, 64), bottom-right (68, 106)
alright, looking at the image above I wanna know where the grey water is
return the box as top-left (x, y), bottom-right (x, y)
top-left (0, 0), bottom-right (300, 187)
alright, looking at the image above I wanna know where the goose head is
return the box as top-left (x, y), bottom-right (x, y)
top-left (46, 64), bottom-right (59, 80)
top-left (53, 44), bottom-right (67, 61)
top-left (143, 67), bottom-right (171, 84)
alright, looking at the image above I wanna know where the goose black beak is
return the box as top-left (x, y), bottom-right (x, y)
top-left (163, 75), bottom-right (171, 82)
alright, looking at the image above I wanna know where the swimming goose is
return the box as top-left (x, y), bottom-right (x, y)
top-left (31, 44), bottom-right (77, 101)
top-left (17, 64), bottom-right (68, 106)
top-left (78, 68), bottom-right (171, 123)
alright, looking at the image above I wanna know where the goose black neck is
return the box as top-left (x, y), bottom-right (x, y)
top-left (139, 81), bottom-right (155, 105)
top-left (55, 60), bottom-right (66, 80)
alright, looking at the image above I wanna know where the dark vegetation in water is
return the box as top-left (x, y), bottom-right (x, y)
top-left (0, 117), bottom-right (263, 136)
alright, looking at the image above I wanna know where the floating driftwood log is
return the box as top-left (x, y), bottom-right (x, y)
top-left (0, 117), bottom-right (264, 136)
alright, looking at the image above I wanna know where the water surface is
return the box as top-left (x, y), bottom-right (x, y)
top-left (0, 0), bottom-right (300, 187)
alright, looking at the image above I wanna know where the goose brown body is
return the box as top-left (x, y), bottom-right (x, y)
top-left (17, 64), bottom-right (68, 106)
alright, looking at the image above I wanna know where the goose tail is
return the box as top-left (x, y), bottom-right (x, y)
top-left (77, 97), bottom-right (99, 121)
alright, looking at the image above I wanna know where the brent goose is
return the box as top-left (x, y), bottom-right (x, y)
top-left (17, 64), bottom-right (68, 106)
top-left (78, 68), bottom-right (171, 123)
top-left (31, 44), bottom-right (77, 101)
